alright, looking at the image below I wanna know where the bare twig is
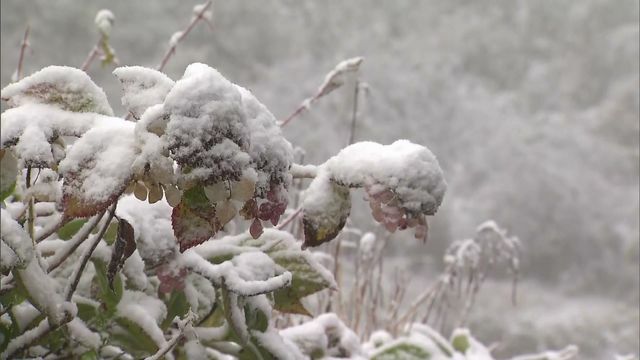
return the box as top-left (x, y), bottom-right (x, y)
top-left (35, 214), bottom-right (67, 243)
top-left (347, 80), bottom-right (360, 145)
top-left (80, 44), bottom-right (101, 72)
top-left (15, 25), bottom-right (30, 80)
top-left (157, 1), bottom-right (213, 71)
top-left (145, 311), bottom-right (196, 360)
top-left (276, 207), bottom-right (302, 230)
top-left (279, 57), bottom-right (363, 127)
top-left (46, 211), bottom-right (107, 272)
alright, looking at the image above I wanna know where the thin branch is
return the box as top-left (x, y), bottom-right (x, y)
top-left (64, 202), bottom-right (117, 301)
top-left (80, 44), bottom-right (101, 72)
top-left (157, 0), bottom-right (213, 71)
top-left (2, 313), bottom-right (73, 359)
top-left (290, 163), bottom-right (318, 179)
top-left (46, 211), bottom-right (107, 273)
top-left (347, 80), bottom-right (360, 145)
top-left (35, 214), bottom-right (67, 243)
top-left (275, 207), bottom-right (302, 230)
top-left (145, 311), bottom-right (196, 360)
top-left (16, 25), bottom-right (30, 80)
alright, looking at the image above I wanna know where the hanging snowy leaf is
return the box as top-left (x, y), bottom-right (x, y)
top-left (1, 66), bottom-right (113, 115)
top-left (301, 172), bottom-right (351, 248)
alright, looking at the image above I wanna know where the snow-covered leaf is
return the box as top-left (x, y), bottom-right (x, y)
top-left (60, 121), bottom-right (136, 218)
top-left (369, 339), bottom-right (434, 360)
top-left (112, 66), bottom-right (174, 119)
top-left (302, 172), bottom-right (351, 248)
top-left (241, 229), bottom-right (336, 314)
top-left (1, 66), bottom-right (113, 115)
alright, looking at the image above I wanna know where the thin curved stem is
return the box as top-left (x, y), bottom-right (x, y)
top-left (157, 0), bottom-right (213, 71)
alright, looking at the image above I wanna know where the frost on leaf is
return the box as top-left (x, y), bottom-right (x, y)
top-left (1, 66), bottom-right (113, 115)
top-left (324, 140), bottom-right (446, 240)
top-left (0, 104), bottom-right (115, 168)
top-left (243, 229), bottom-right (336, 315)
top-left (113, 66), bottom-right (174, 119)
top-left (163, 63), bottom-right (250, 185)
top-left (59, 121), bottom-right (136, 218)
top-left (302, 171), bottom-right (351, 248)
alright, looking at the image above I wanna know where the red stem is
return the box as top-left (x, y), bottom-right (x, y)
top-left (157, 0), bottom-right (213, 71)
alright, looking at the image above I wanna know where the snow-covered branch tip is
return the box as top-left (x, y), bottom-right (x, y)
top-left (157, 1), bottom-right (213, 71)
top-left (145, 311), bottom-right (196, 360)
top-left (279, 57), bottom-right (364, 127)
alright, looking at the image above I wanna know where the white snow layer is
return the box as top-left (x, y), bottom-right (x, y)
top-left (113, 66), bottom-right (174, 119)
top-left (1, 65), bottom-right (113, 116)
top-left (324, 140), bottom-right (447, 215)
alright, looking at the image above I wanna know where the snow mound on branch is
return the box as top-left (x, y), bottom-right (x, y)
top-left (325, 140), bottom-right (446, 215)
top-left (1, 66), bottom-right (113, 116)
top-left (164, 63), bottom-right (250, 184)
top-left (113, 66), bottom-right (174, 119)
top-left (0, 104), bottom-right (115, 166)
top-left (59, 120), bottom-right (136, 205)
top-left (162, 63), bottom-right (293, 191)
top-left (237, 86), bottom-right (293, 193)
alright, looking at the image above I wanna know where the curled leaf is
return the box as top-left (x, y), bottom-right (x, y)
top-left (301, 172), bottom-right (351, 248)
top-left (107, 218), bottom-right (136, 290)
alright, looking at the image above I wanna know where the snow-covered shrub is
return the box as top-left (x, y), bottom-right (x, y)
top-left (0, 56), bottom-right (448, 359)
top-left (0, 6), bottom-right (589, 360)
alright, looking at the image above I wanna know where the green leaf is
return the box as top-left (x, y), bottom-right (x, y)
top-left (451, 330), bottom-right (471, 354)
top-left (80, 350), bottom-right (99, 360)
top-left (370, 340), bottom-right (433, 360)
top-left (268, 248), bottom-right (334, 316)
top-left (92, 259), bottom-right (123, 314)
top-left (0, 321), bottom-right (11, 353)
top-left (112, 316), bottom-right (159, 356)
top-left (0, 150), bottom-right (17, 202)
top-left (0, 66), bottom-right (114, 115)
top-left (161, 291), bottom-right (189, 330)
top-left (244, 303), bottom-right (269, 332)
top-left (57, 219), bottom-right (87, 240)
top-left (302, 175), bottom-right (351, 248)
top-left (103, 221), bottom-right (119, 244)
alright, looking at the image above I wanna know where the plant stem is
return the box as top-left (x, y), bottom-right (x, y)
top-left (64, 202), bottom-right (117, 301)
top-left (347, 80), bottom-right (360, 145)
top-left (80, 44), bottom-right (101, 72)
top-left (157, 0), bottom-right (213, 71)
top-left (16, 25), bottom-right (30, 80)
top-left (46, 211), bottom-right (106, 273)
top-left (145, 311), bottom-right (196, 360)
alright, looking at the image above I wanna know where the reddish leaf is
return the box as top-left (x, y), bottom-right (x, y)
top-left (171, 202), bottom-right (218, 252)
